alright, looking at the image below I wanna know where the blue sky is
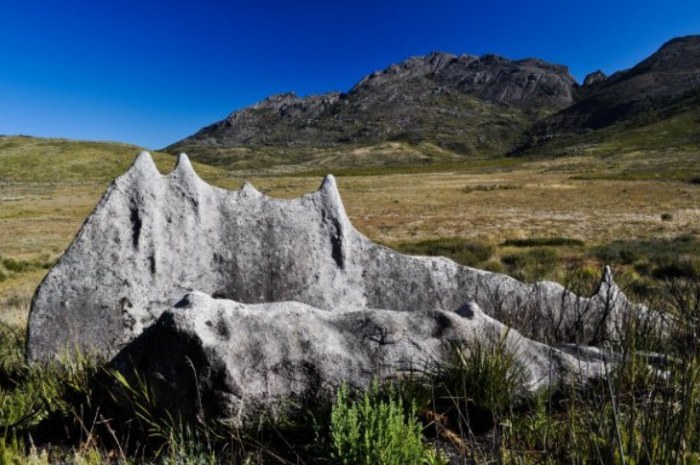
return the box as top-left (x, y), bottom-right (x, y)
top-left (1, 0), bottom-right (698, 149)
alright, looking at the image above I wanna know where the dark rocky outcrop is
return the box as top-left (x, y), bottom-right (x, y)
top-left (168, 52), bottom-right (576, 158)
top-left (583, 70), bottom-right (607, 87)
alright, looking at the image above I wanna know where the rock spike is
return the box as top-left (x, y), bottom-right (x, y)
top-left (319, 174), bottom-right (350, 269)
top-left (240, 182), bottom-right (262, 199)
top-left (319, 174), bottom-right (346, 216)
top-left (174, 153), bottom-right (194, 173)
top-left (595, 265), bottom-right (626, 309)
top-left (320, 174), bottom-right (338, 194)
top-left (130, 151), bottom-right (160, 176)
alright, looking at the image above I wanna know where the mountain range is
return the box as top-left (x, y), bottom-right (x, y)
top-left (167, 35), bottom-right (700, 171)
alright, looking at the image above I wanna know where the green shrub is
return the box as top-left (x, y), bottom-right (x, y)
top-left (594, 234), bottom-right (700, 270)
top-left (653, 258), bottom-right (699, 280)
top-left (0, 255), bottom-right (56, 277)
top-left (330, 382), bottom-right (430, 465)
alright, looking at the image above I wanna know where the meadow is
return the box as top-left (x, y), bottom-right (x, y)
top-left (1, 135), bottom-right (699, 464)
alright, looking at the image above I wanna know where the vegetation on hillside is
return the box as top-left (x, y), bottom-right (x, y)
top-left (0, 136), bottom-right (225, 183)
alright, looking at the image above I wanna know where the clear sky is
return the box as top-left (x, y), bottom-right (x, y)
top-left (1, 0), bottom-right (699, 149)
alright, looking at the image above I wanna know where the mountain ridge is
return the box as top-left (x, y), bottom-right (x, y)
top-left (168, 35), bottom-right (700, 170)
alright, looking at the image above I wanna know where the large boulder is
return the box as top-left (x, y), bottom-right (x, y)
top-left (28, 152), bottom-right (638, 362)
top-left (113, 292), bottom-right (607, 425)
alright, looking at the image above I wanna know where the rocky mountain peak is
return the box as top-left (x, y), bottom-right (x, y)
top-left (525, 34), bottom-right (700, 142)
top-left (249, 92), bottom-right (301, 110)
top-left (634, 34), bottom-right (700, 73)
top-left (170, 35), bottom-right (700, 162)
top-left (583, 70), bottom-right (607, 87)
top-left (171, 49), bottom-right (577, 155)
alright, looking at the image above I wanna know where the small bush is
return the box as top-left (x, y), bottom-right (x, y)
top-left (0, 255), bottom-right (56, 279)
top-left (482, 260), bottom-right (505, 273)
top-left (593, 234), bottom-right (700, 270)
top-left (653, 259), bottom-right (699, 280)
top-left (463, 184), bottom-right (522, 193)
top-left (330, 382), bottom-right (430, 465)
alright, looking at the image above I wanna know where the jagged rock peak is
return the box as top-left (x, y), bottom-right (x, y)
top-left (239, 181), bottom-right (262, 199)
top-left (656, 34), bottom-right (700, 54)
top-left (251, 92), bottom-right (301, 109)
top-left (583, 70), bottom-right (607, 87)
top-left (320, 174), bottom-right (339, 196)
top-left (596, 265), bottom-right (624, 302)
top-left (170, 153), bottom-right (201, 184)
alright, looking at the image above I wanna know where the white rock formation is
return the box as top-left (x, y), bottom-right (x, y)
top-left (114, 292), bottom-right (607, 424)
top-left (27, 151), bottom-right (636, 362)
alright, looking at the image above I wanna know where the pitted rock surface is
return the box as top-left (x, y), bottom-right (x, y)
top-left (114, 292), bottom-right (607, 424)
top-left (28, 152), bottom-right (635, 362)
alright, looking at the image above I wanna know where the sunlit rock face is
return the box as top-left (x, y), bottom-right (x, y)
top-left (114, 291), bottom-right (608, 424)
top-left (26, 152), bottom-right (642, 420)
top-left (28, 152), bottom-right (635, 362)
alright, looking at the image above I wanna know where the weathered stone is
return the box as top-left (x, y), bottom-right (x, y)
top-left (113, 292), bottom-right (607, 425)
top-left (27, 152), bottom-right (639, 362)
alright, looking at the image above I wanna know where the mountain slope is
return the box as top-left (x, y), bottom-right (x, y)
top-left (167, 52), bottom-right (577, 169)
top-left (523, 35), bottom-right (700, 149)
top-left (169, 35), bottom-right (700, 171)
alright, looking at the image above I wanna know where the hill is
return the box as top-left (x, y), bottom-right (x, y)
top-left (0, 135), bottom-right (223, 183)
top-left (168, 36), bottom-right (700, 173)
top-left (167, 52), bottom-right (577, 171)
top-left (519, 35), bottom-right (700, 156)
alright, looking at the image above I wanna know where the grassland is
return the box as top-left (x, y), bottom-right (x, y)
top-left (1, 135), bottom-right (699, 464)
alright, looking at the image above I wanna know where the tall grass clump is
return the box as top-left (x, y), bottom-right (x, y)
top-left (420, 333), bottom-right (531, 462)
top-left (0, 324), bottom-right (103, 463)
